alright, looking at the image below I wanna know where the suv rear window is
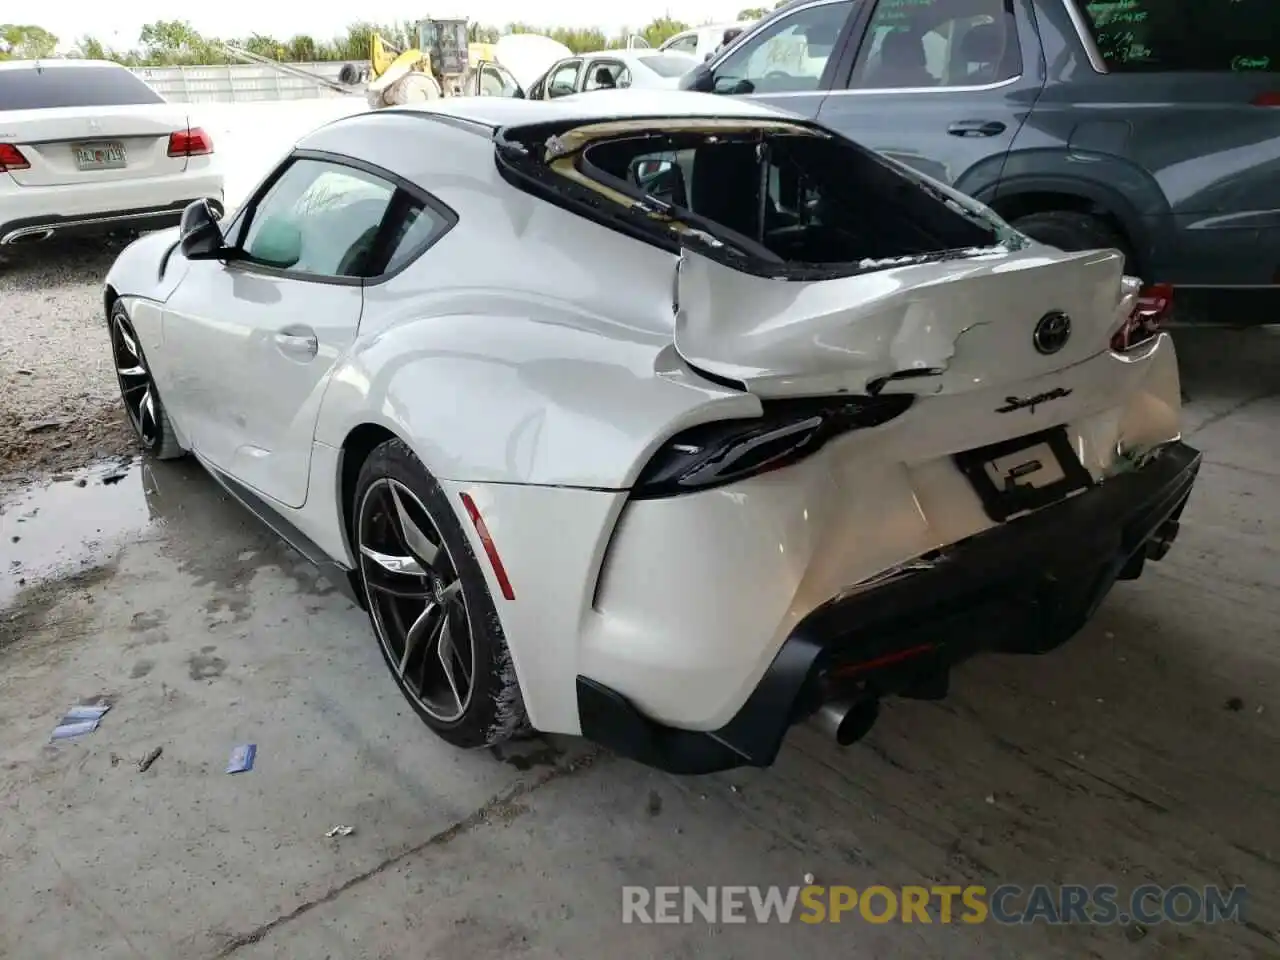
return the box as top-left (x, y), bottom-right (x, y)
top-left (1082, 0), bottom-right (1279, 72)
top-left (0, 66), bottom-right (166, 110)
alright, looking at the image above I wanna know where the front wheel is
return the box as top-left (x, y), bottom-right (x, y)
top-left (107, 301), bottom-right (186, 460)
top-left (353, 438), bottom-right (529, 749)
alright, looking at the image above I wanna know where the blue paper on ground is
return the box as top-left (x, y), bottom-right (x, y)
top-left (50, 704), bottom-right (111, 741)
top-left (226, 744), bottom-right (257, 774)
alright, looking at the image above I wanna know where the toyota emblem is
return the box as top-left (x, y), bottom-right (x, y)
top-left (1033, 311), bottom-right (1072, 355)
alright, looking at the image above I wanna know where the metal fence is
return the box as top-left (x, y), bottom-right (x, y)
top-left (129, 62), bottom-right (359, 103)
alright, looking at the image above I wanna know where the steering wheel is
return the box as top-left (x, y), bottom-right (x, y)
top-left (764, 70), bottom-right (792, 80)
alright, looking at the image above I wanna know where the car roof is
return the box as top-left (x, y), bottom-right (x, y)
top-left (382, 90), bottom-right (794, 132)
top-left (0, 58), bottom-right (127, 72)
top-left (574, 49), bottom-right (698, 65)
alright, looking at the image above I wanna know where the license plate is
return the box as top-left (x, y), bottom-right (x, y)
top-left (74, 142), bottom-right (127, 170)
top-left (953, 427), bottom-right (1094, 522)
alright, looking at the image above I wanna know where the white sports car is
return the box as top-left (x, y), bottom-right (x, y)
top-left (102, 91), bottom-right (1200, 773)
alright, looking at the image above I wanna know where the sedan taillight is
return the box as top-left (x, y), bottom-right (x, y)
top-left (1113, 282), bottom-right (1172, 353)
top-left (0, 143), bottom-right (30, 171)
top-left (168, 127), bottom-right (214, 157)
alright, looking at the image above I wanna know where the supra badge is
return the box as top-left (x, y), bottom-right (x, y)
top-left (996, 387), bottom-right (1073, 414)
top-left (1033, 311), bottom-right (1072, 355)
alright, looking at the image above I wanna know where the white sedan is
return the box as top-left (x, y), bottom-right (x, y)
top-left (102, 91), bottom-right (1200, 773)
top-left (0, 59), bottom-right (223, 247)
top-left (475, 48), bottom-right (699, 100)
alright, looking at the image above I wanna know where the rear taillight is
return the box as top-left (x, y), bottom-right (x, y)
top-left (1251, 91), bottom-right (1280, 107)
top-left (0, 143), bottom-right (29, 172)
top-left (1112, 282), bottom-right (1172, 353)
top-left (167, 127), bottom-right (213, 157)
top-left (632, 394), bottom-right (914, 499)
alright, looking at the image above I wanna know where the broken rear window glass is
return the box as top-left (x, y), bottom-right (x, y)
top-left (573, 126), bottom-right (1018, 273)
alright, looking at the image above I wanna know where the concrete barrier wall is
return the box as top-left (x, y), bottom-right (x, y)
top-left (131, 62), bottom-right (361, 103)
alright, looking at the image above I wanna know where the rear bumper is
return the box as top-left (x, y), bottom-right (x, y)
top-left (0, 169), bottom-right (223, 244)
top-left (0, 198), bottom-right (223, 244)
top-left (577, 440), bottom-right (1202, 774)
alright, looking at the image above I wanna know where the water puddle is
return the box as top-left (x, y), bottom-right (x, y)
top-left (0, 458), bottom-right (159, 608)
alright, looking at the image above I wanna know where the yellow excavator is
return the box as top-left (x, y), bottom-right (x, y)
top-left (358, 19), bottom-right (495, 107)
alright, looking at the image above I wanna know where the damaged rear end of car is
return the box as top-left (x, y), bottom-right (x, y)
top-left (493, 110), bottom-right (1201, 774)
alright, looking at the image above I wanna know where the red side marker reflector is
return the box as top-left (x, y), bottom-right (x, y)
top-left (831, 642), bottom-right (937, 678)
top-left (459, 492), bottom-right (515, 601)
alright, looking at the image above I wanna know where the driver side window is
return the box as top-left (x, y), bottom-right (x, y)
top-left (713, 0), bottom-right (853, 94)
top-left (242, 158), bottom-right (395, 279)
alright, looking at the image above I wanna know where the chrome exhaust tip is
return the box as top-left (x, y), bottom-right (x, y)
top-left (3, 227), bottom-right (55, 245)
top-left (813, 699), bottom-right (880, 747)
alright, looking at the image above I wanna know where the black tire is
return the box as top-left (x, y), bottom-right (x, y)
top-left (107, 301), bottom-right (186, 460)
top-left (353, 438), bottom-right (529, 749)
top-left (1010, 211), bottom-right (1132, 267)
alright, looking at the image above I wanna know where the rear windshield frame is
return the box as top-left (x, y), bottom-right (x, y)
top-left (0, 64), bottom-right (166, 110)
top-left (493, 118), bottom-right (1021, 283)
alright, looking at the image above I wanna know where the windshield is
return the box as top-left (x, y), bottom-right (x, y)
top-left (638, 54), bottom-right (699, 77)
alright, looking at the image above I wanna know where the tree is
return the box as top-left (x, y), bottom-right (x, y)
top-left (639, 17), bottom-right (690, 48)
top-left (138, 19), bottom-right (224, 64)
top-left (0, 24), bottom-right (58, 59)
top-left (738, 7), bottom-right (769, 18)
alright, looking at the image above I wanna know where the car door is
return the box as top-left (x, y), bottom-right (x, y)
top-left (696, 0), bottom-right (860, 120)
top-left (816, 0), bottom-right (1044, 191)
top-left (545, 58), bottom-right (584, 98)
top-left (160, 155), bottom-right (402, 508)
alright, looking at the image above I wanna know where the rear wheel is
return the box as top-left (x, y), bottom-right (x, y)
top-left (108, 301), bottom-right (185, 460)
top-left (1011, 210), bottom-right (1132, 267)
top-left (353, 438), bottom-right (529, 749)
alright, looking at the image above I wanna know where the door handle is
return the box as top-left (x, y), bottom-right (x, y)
top-left (947, 120), bottom-right (1007, 138)
top-left (274, 326), bottom-right (318, 360)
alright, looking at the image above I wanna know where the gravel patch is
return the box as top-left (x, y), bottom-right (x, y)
top-left (0, 238), bottom-right (140, 483)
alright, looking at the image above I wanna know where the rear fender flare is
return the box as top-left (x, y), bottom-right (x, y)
top-left (312, 314), bottom-right (757, 490)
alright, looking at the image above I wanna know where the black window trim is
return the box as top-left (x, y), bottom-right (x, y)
top-left (546, 57), bottom-right (585, 97)
top-left (220, 147), bottom-right (458, 288)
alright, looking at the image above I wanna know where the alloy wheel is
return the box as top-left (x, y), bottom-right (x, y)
top-left (357, 478), bottom-right (477, 723)
top-left (109, 313), bottom-right (160, 449)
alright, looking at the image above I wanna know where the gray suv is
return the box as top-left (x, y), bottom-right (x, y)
top-left (681, 0), bottom-right (1280, 321)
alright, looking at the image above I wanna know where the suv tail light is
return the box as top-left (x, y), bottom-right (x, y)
top-left (168, 127), bottom-right (214, 157)
top-left (632, 394), bottom-right (914, 499)
top-left (0, 143), bottom-right (30, 172)
top-left (1112, 282), bottom-right (1172, 353)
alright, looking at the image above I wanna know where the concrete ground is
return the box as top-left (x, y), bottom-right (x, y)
top-left (1, 324), bottom-right (1278, 959)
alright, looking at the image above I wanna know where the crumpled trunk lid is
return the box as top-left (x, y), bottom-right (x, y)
top-left (673, 246), bottom-right (1136, 397)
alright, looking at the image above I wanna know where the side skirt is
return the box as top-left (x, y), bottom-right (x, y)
top-left (197, 455), bottom-right (365, 609)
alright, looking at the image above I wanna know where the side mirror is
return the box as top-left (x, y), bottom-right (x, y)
top-left (629, 157), bottom-right (674, 186)
top-left (712, 74), bottom-right (753, 95)
top-left (178, 199), bottom-right (226, 261)
top-left (704, 52), bottom-right (713, 62)
top-left (680, 61), bottom-right (715, 92)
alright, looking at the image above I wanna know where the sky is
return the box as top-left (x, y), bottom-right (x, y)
top-left (31, 0), bottom-right (752, 49)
